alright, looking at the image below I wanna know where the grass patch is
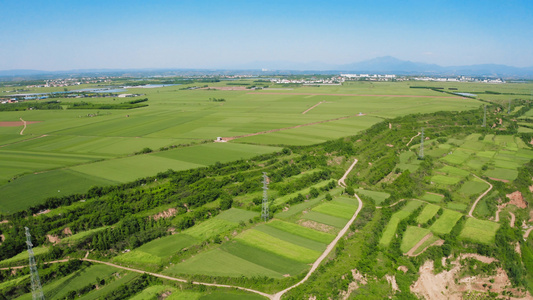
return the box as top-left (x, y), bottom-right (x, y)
top-left (429, 209), bottom-right (463, 235)
top-left (311, 197), bottom-right (358, 219)
top-left (401, 226), bottom-right (431, 253)
top-left (235, 229), bottom-right (321, 263)
top-left (484, 168), bottom-right (518, 181)
top-left (431, 175), bottom-right (461, 185)
top-left (267, 219), bottom-right (335, 244)
top-left (459, 218), bottom-right (500, 244)
top-left (458, 180), bottom-right (489, 196)
top-left (421, 192), bottom-right (444, 203)
top-left (416, 203), bottom-right (440, 224)
top-left (301, 211), bottom-right (348, 228)
top-left (356, 189), bottom-right (390, 205)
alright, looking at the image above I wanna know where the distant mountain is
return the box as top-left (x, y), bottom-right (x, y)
top-left (2, 57), bottom-right (533, 79)
top-left (239, 56), bottom-right (533, 78)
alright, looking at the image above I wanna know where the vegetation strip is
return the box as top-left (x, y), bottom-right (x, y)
top-left (247, 92), bottom-right (463, 98)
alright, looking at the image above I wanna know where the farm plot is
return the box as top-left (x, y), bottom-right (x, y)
top-left (0, 169), bottom-right (117, 214)
top-left (413, 235), bottom-right (442, 256)
top-left (458, 179), bottom-right (489, 196)
top-left (379, 201), bottom-right (424, 247)
top-left (0, 246), bottom-right (49, 266)
top-left (310, 197), bottom-right (359, 219)
top-left (441, 149), bottom-right (471, 165)
top-left (164, 248), bottom-right (286, 278)
top-left (235, 229), bottom-right (321, 263)
top-left (266, 219), bottom-right (335, 244)
top-left (429, 209), bottom-right (463, 235)
top-left (421, 192), bottom-right (444, 203)
top-left (401, 226), bottom-right (431, 253)
top-left (113, 234), bottom-right (198, 267)
top-left (356, 189), bottom-right (390, 205)
top-left (183, 208), bottom-right (257, 240)
top-left (416, 203), bottom-right (441, 224)
top-left (276, 188), bottom-right (343, 219)
top-left (431, 175), bottom-right (461, 185)
top-left (459, 218), bottom-right (500, 244)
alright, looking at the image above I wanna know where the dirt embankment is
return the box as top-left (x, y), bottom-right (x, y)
top-left (151, 208), bottom-right (177, 220)
top-left (411, 256), bottom-right (530, 299)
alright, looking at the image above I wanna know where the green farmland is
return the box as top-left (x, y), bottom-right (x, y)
top-left (0, 81), bottom-right (483, 212)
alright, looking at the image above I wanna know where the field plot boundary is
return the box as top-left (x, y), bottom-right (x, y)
top-left (222, 115), bottom-right (366, 141)
top-left (247, 92), bottom-right (464, 99)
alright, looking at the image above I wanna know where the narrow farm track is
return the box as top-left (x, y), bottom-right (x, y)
top-left (19, 118), bottom-right (27, 135)
top-left (222, 114), bottom-right (365, 141)
top-left (406, 132), bottom-right (421, 147)
top-left (339, 159), bottom-right (358, 187)
top-left (468, 175), bottom-right (493, 218)
top-left (0, 259), bottom-right (70, 271)
top-left (509, 212), bottom-right (516, 228)
top-left (273, 160), bottom-right (363, 300)
top-left (301, 101), bottom-right (326, 114)
top-left (376, 199), bottom-right (405, 209)
top-left (525, 228), bottom-right (533, 240)
top-left (247, 92), bottom-right (463, 99)
top-left (0, 134), bottom-right (47, 148)
top-left (405, 233), bottom-right (433, 256)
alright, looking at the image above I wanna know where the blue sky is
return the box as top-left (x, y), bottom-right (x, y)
top-left (2, 0), bottom-right (533, 70)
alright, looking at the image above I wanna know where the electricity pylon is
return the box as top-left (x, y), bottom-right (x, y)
top-left (261, 172), bottom-right (269, 221)
top-left (25, 227), bottom-right (44, 300)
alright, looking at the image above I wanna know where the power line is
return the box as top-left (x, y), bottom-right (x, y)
top-left (25, 227), bottom-right (45, 300)
top-left (261, 172), bottom-right (269, 221)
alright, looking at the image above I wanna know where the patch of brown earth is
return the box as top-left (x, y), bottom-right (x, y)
top-left (506, 191), bottom-right (528, 209)
top-left (152, 208), bottom-right (177, 220)
top-left (460, 253), bottom-right (498, 264)
top-left (63, 227), bottom-right (72, 235)
top-left (386, 144), bottom-right (394, 147)
top-left (529, 210), bottom-right (533, 223)
top-left (0, 220), bottom-right (8, 224)
top-left (0, 234), bottom-right (4, 245)
top-left (515, 242), bottom-right (522, 256)
top-left (298, 220), bottom-right (336, 234)
top-left (33, 209), bottom-right (50, 216)
top-left (340, 269), bottom-right (368, 300)
top-left (489, 177), bottom-right (510, 183)
top-left (398, 266), bottom-right (408, 273)
top-left (327, 156), bottom-right (343, 166)
top-left (0, 121), bottom-right (41, 127)
top-left (411, 256), bottom-right (527, 299)
top-left (47, 234), bottom-right (61, 244)
top-left (386, 274), bottom-right (400, 292)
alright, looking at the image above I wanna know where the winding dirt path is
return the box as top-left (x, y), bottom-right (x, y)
top-left (525, 228), bottom-right (533, 240)
top-left (468, 175), bottom-right (493, 218)
top-left (338, 159), bottom-right (358, 188)
top-left (19, 118), bottom-right (27, 135)
top-left (222, 114), bottom-right (365, 142)
top-left (0, 134), bottom-right (47, 148)
top-left (273, 159), bottom-right (363, 300)
top-left (247, 92), bottom-right (463, 99)
top-left (302, 101), bottom-right (326, 114)
top-left (376, 199), bottom-right (405, 209)
top-left (406, 132), bottom-right (421, 147)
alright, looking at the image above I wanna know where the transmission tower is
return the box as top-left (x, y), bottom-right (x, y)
top-left (482, 105), bottom-right (487, 127)
top-left (261, 172), bottom-right (269, 221)
top-left (419, 128), bottom-right (424, 159)
top-left (25, 227), bottom-right (44, 300)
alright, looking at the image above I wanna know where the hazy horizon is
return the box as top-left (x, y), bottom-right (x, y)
top-left (2, 0), bottom-right (533, 71)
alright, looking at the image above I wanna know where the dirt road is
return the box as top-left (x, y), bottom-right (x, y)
top-left (302, 101), bottom-right (326, 114)
top-left (338, 159), bottom-right (358, 188)
top-left (19, 118), bottom-right (26, 135)
top-left (273, 159), bottom-right (362, 300)
top-left (468, 175), bottom-right (493, 218)
top-left (406, 132), bottom-right (421, 147)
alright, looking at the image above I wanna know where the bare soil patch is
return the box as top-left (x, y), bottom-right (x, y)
top-left (398, 266), bottom-right (408, 273)
top-left (506, 191), bottom-right (528, 209)
top-left (411, 256), bottom-right (525, 300)
top-left (47, 234), bottom-right (61, 244)
top-left (33, 209), bottom-right (50, 216)
top-left (489, 177), bottom-right (510, 183)
top-left (63, 227), bottom-right (72, 235)
top-left (386, 274), bottom-right (400, 292)
top-left (151, 208), bottom-right (177, 220)
top-left (0, 121), bottom-right (41, 127)
top-left (405, 233), bottom-right (433, 256)
top-left (298, 220), bottom-right (337, 234)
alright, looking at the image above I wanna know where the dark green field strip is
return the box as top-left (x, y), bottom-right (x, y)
top-left (221, 240), bottom-right (309, 275)
top-left (0, 149), bottom-right (108, 161)
top-left (275, 196), bottom-right (323, 219)
top-left (301, 211), bottom-right (348, 228)
top-left (135, 234), bottom-right (198, 258)
top-left (0, 169), bottom-right (117, 213)
top-left (215, 208), bottom-right (258, 223)
top-left (254, 224), bottom-right (327, 252)
top-left (267, 219), bottom-right (335, 244)
top-left (78, 272), bottom-right (140, 300)
top-left (311, 200), bottom-right (356, 219)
